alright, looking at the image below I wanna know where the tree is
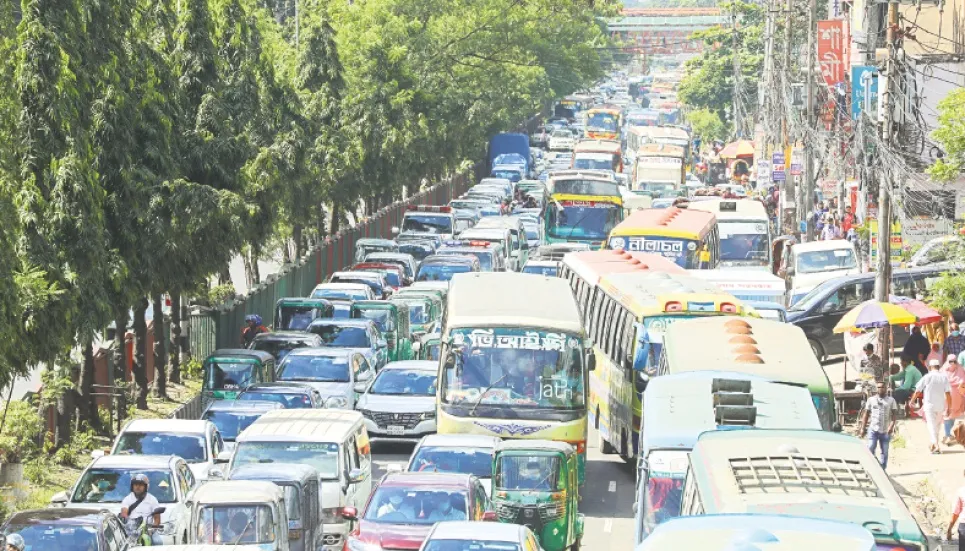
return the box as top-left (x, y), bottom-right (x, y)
top-left (687, 108), bottom-right (726, 143)
top-left (929, 88), bottom-right (965, 182)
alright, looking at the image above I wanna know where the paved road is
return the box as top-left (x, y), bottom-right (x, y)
top-left (369, 427), bottom-right (637, 550)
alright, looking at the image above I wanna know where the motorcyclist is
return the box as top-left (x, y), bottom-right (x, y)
top-left (119, 474), bottom-right (162, 530)
top-left (241, 314), bottom-right (269, 347)
top-left (5, 533), bottom-right (24, 551)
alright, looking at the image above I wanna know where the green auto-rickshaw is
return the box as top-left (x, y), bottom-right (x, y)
top-left (389, 295), bottom-right (440, 337)
top-left (350, 300), bottom-right (413, 361)
top-left (202, 349), bottom-right (276, 402)
top-left (492, 440), bottom-right (584, 551)
top-left (273, 297), bottom-right (334, 330)
top-left (414, 332), bottom-right (441, 361)
top-left (393, 289), bottom-right (444, 322)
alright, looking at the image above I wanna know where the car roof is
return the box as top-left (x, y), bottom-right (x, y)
top-left (307, 319), bottom-right (373, 329)
top-left (208, 349), bottom-right (275, 363)
top-left (243, 382), bottom-right (316, 393)
top-left (365, 252), bottom-right (415, 262)
top-left (237, 409), bottom-right (363, 442)
top-left (427, 521), bottom-right (525, 542)
top-left (416, 434), bottom-right (502, 449)
top-left (4, 508), bottom-right (112, 526)
top-left (313, 283), bottom-right (371, 291)
top-left (228, 463), bottom-right (318, 484)
top-left (356, 238), bottom-right (397, 246)
top-left (422, 255), bottom-right (477, 265)
top-left (379, 360), bottom-right (437, 372)
top-left (251, 331), bottom-right (321, 342)
top-left (332, 271), bottom-right (381, 279)
top-left (791, 239), bottom-right (855, 252)
top-left (92, 454), bottom-right (178, 468)
top-left (380, 472), bottom-right (474, 489)
top-left (283, 347), bottom-right (355, 358)
top-left (204, 400), bottom-right (284, 413)
top-left (122, 419), bottom-right (209, 434)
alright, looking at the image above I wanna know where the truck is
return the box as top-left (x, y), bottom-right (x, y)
top-left (488, 133), bottom-right (531, 177)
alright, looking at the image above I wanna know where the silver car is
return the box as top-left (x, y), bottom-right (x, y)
top-left (419, 521), bottom-right (539, 551)
top-left (403, 434), bottom-right (501, 497)
top-left (356, 361), bottom-right (437, 442)
top-left (275, 347), bottom-right (375, 410)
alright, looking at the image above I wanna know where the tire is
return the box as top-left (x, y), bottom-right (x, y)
top-left (570, 539), bottom-right (581, 550)
top-left (598, 430), bottom-right (616, 455)
top-left (808, 339), bottom-right (825, 362)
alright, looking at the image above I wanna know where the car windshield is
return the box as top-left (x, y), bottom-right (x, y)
top-left (573, 157), bottom-right (614, 171)
top-left (356, 244), bottom-right (395, 262)
top-left (205, 361), bottom-right (256, 391)
top-left (587, 112), bottom-right (618, 132)
top-left (311, 325), bottom-right (371, 348)
top-left (238, 391), bottom-right (313, 409)
top-left (417, 264), bottom-right (473, 282)
top-left (203, 410), bottom-right (266, 441)
top-left (3, 524), bottom-right (99, 551)
top-left (787, 278), bottom-right (841, 312)
top-left (495, 455), bottom-right (561, 491)
top-left (405, 303), bottom-right (429, 324)
top-left (409, 447), bottom-right (493, 477)
top-left (196, 505), bottom-right (275, 544)
top-left (364, 488), bottom-right (469, 525)
top-left (642, 475), bottom-right (685, 533)
top-left (547, 202), bottom-right (621, 240)
top-left (719, 222), bottom-right (769, 263)
top-left (437, 250), bottom-right (493, 271)
top-left (250, 340), bottom-right (309, 363)
top-left (523, 226), bottom-right (540, 240)
top-left (354, 309), bottom-right (393, 333)
top-left (278, 354), bottom-right (351, 383)
top-left (333, 303), bottom-right (352, 319)
top-left (522, 264), bottom-right (558, 277)
top-left (332, 276), bottom-right (383, 296)
top-left (424, 541), bottom-right (521, 551)
top-left (403, 214), bottom-right (453, 234)
top-left (232, 441), bottom-right (340, 480)
top-left (277, 306), bottom-right (327, 331)
top-left (71, 468), bottom-right (176, 503)
top-left (442, 328), bottom-right (585, 409)
top-left (115, 432), bottom-right (206, 462)
top-left (492, 170), bottom-right (521, 182)
top-left (796, 248), bottom-right (857, 274)
top-left (311, 288), bottom-right (369, 301)
top-left (383, 272), bottom-right (402, 287)
top-left (370, 369), bottom-right (437, 395)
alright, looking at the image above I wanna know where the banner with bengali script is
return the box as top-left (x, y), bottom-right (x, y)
top-left (818, 20), bottom-right (846, 87)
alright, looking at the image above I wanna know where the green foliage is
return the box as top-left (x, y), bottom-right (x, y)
top-left (0, 400), bottom-right (44, 463)
top-left (929, 88), bottom-right (965, 182)
top-left (686, 108), bottom-right (726, 142)
top-left (928, 271), bottom-right (965, 313)
top-left (182, 358), bottom-right (204, 380)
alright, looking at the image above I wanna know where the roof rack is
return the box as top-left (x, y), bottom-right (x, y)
top-left (712, 377), bottom-right (756, 426)
top-left (729, 454), bottom-right (880, 497)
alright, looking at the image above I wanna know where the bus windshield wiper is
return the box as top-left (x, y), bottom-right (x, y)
top-left (469, 371), bottom-right (512, 417)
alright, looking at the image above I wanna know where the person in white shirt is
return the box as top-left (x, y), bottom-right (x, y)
top-left (119, 473), bottom-right (162, 527)
top-left (914, 359), bottom-right (953, 454)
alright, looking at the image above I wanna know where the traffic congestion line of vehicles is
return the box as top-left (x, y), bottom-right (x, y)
top-left (0, 74), bottom-right (939, 551)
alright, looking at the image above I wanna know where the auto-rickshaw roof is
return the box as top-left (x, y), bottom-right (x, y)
top-left (228, 463), bottom-right (318, 486)
top-left (495, 439), bottom-right (575, 456)
top-left (208, 349), bottom-right (275, 364)
top-left (192, 480), bottom-right (284, 504)
top-left (351, 300), bottom-right (400, 310)
top-left (275, 297), bottom-right (333, 308)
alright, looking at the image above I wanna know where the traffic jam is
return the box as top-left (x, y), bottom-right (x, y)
top-left (3, 73), bottom-right (930, 551)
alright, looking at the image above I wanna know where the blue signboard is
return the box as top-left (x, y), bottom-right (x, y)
top-left (852, 65), bottom-right (879, 120)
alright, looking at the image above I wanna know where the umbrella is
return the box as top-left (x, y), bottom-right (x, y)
top-left (718, 139), bottom-right (756, 159)
top-left (890, 295), bottom-right (943, 325)
top-left (833, 300), bottom-right (918, 333)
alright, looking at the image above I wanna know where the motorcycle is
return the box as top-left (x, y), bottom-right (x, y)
top-left (124, 507), bottom-right (166, 547)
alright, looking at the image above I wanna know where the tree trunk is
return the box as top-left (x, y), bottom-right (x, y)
top-left (316, 203), bottom-right (327, 242)
top-left (113, 311), bottom-right (129, 425)
top-left (330, 202), bottom-right (341, 234)
top-left (54, 367), bottom-right (77, 449)
top-left (170, 293), bottom-right (182, 384)
top-left (218, 265), bottom-right (231, 286)
top-left (132, 298), bottom-right (149, 410)
top-left (180, 299), bottom-right (191, 359)
top-left (152, 295), bottom-right (167, 399)
top-left (79, 341), bottom-right (101, 432)
top-left (293, 224), bottom-right (303, 259)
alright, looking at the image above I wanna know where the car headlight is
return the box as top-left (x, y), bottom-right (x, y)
top-left (347, 538), bottom-right (383, 551)
top-left (321, 507), bottom-right (341, 524)
top-left (326, 396), bottom-right (348, 409)
top-left (421, 410), bottom-right (435, 420)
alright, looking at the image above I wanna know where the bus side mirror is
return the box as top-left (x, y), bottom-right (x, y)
top-left (586, 354), bottom-right (596, 372)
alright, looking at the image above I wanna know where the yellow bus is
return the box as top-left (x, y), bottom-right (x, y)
top-left (585, 107), bottom-right (622, 141)
top-left (631, 143), bottom-right (686, 196)
top-left (580, 270), bottom-right (752, 459)
top-left (606, 208), bottom-right (720, 269)
top-left (544, 172), bottom-right (624, 249)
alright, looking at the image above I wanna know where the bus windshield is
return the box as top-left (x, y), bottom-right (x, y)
top-left (547, 201), bottom-right (622, 240)
top-left (587, 112), bottom-right (619, 133)
top-left (443, 328), bottom-right (585, 409)
top-left (552, 179), bottom-right (619, 197)
top-left (608, 236), bottom-right (700, 268)
top-left (642, 472), bottom-right (685, 534)
top-left (719, 222), bottom-right (769, 264)
top-left (573, 155), bottom-right (615, 171)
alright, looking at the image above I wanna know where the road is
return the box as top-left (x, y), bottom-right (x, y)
top-left (370, 428), bottom-right (637, 550)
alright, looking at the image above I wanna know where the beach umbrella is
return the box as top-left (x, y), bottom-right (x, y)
top-left (718, 139), bottom-right (756, 159)
top-left (833, 299), bottom-right (918, 333)
top-left (890, 295), bottom-right (943, 325)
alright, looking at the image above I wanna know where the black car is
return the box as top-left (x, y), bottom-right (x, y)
top-left (2, 508), bottom-right (128, 551)
top-left (787, 266), bottom-right (955, 360)
top-left (237, 381), bottom-right (325, 409)
top-left (248, 331), bottom-right (324, 363)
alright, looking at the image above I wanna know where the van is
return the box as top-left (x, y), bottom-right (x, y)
top-left (786, 267), bottom-right (953, 360)
top-left (455, 228), bottom-right (515, 270)
top-left (228, 409), bottom-right (372, 551)
top-left (777, 240), bottom-right (859, 306)
top-left (473, 216), bottom-right (530, 269)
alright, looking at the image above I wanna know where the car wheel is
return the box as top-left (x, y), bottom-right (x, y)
top-left (598, 431), bottom-right (616, 455)
top-left (808, 339), bottom-right (824, 362)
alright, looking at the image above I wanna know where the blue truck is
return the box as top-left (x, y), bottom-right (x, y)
top-left (488, 133), bottom-right (531, 178)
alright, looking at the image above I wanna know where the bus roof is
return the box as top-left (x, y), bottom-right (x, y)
top-left (598, 271), bottom-right (747, 319)
top-left (446, 272), bottom-right (582, 334)
top-left (687, 429), bottom-right (921, 532)
top-left (688, 199), bottom-right (767, 220)
top-left (574, 140), bottom-right (622, 155)
top-left (562, 250), bottom-right (684, 286)
top-left (636, 143), bottom-right (685, 157)
top-left (588, 107), bottom-right (621, 115)
top-left (661, 317), bottom-right (830, 391)
top-left (637, 514), bottom-right (877, 551)
top-left (608, 208), bottom-right (717, 240)
top-left (641, 371), bottom-right (823, 458)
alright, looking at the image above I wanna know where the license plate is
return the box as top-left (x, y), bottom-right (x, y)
top-left (386, 426), bottom-right (405, 435)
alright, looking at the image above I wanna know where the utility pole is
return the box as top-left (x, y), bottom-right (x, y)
top-left (781, 0), bottom-right (795, 235)
top-left (732, 1), bottom-right (744, 138)
top-left (874, 1), bottom-right (899, 305)
top-left (802, 0), bottom-right (817, 241)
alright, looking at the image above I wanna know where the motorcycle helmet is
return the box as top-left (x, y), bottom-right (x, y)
top-left (130, 473), bottom-right (150, 496)
top-left (6, 533), bottom-right (24, 551)
top-left (251, 314), bottom-right (263, 326)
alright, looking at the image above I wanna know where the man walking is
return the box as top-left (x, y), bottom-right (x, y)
top-left (858, 381), bottom-right (899, 469)
top-left (913, 358), bottom-right (953, 454)
top-left (948, 322), bottom-right (965, 361)
top-left (946, 469), bottom-right (965, 549)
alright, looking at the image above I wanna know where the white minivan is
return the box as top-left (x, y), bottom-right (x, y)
top-left (779, 239), bottom-right (860, 306)
top-left (226, 409), bottom-right (372, 551)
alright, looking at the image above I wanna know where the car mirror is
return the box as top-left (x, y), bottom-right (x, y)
top-left (348, 468), bottom-right (367, 485)
top-left (482, 511), bottom-right (498, 522)
top-left (391, 226), bottom-right (400, 235)
top-left (208, 468), bottom-right (225, 480)
top-left (586, 354), bottom-right (596, 372)
top-left (353, 382), bottom-right (369, 394)
top-left (50, 491), bottom-right (69, 505)
top-left (91, 449), bottom-right (107, 460)
top-left (215, 450), bottom-right (232, 464)
top-left (341, 506), bottom-right (358, 521)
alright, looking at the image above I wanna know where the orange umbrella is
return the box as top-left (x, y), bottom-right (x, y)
top-left (718, 139), bottom-right (756, 159)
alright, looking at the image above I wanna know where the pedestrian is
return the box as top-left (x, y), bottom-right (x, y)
top-left (820, 217), bottom-right (837, 241)
top-left (841, 205), bottom-right (858, 234)
top-left (858, 381), bottom-right (898, 469)
top-left (948, 323), bottom-right (965, 361)
top-left (860, 343), bottom-right (886, 384)
top-left (945, 469), bottom-right (965, 548)
top-left (944, 354), bottom-right (965, 446)
top-left (903, 326), bottom-right (931, 375)
top-left (890, 354), bottom-right (923, 405)
top-left (912, 358), bottom-right (953, 454)
top-left (928, 341), bottom-right (946, 367)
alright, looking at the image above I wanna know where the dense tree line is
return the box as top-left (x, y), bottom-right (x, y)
top-left (0, 0), bottom-right (612, 430)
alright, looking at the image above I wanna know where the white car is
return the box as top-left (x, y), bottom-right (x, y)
top-left (418, 520), bottom-right (539, 550)
top-left (549, 130), bottom-right (576, 151)
top-left (356, 360), bottom-right (437, 442)
top-left (404, 434), bottom-right (502, 497)
top-left (103, 419), bottom-right (223, 482)
top-left (310, 282), bottom-right (376, 302)
top-left (50, 455), bottom-right (195, 545)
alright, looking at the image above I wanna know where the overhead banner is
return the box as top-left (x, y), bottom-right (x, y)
top-left (817, 21), bottom-right (846, 87)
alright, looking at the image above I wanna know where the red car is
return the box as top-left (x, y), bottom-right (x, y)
top-left (351, 263), bottom-right (410, 290)
top-left (342, 472), bottom-right (492, 551)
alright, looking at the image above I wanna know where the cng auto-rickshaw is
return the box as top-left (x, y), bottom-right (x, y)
top-left (227, 464), bottom-right (322, 551)
top-left (202, 350), bottom-right (276, 402)
top-left (414, 332), bottom-right (441, 361)
top-left (187, 480), bottom-right (291, 550)
top-left (389, 295), bottom-right (441, 337)
top-left (492, 440), bottom-right (584, 551)
top-left (274, 298), bottom-right (335, 331)
top-left (350, 301), bottom-right (413, 361)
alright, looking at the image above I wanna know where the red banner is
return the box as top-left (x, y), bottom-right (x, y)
top-left (817, 20), bottom-right (846, 87)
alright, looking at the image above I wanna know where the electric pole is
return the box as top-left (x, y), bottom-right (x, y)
top-left (802, 0), bottom-right (817, 241)
top-left (781, 0), bottom-right (795, 235)
top-left (732, 2), bottom-right (744, 138)
top-left (874, 1), bottom-right (899, 304)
